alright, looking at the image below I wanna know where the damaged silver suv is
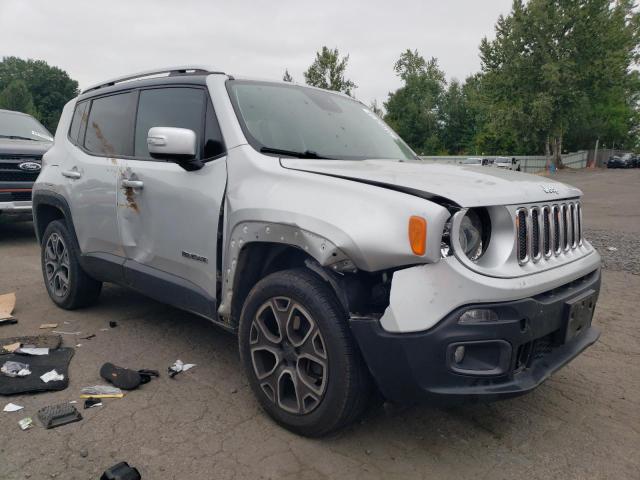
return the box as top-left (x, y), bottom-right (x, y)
top-left (33, 66), bottom-right (601, 436)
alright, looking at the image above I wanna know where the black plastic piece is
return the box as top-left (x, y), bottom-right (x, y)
top-left (37, 403), bottom-right (82, 429)
top-left (100, 462), bottom-right (141, 480)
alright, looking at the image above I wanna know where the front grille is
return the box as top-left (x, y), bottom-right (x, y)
top-left (531, 208), bottom-right (540, 259)
top-left (517, 209), bottom-right (527, 262)
top-left (517, 201), bottom-right (583, 265)
top-left (0, 190), bottom-right (32, 202)
top-left (542, 206), bottom-right (551, 256)
top-left (0, 171), bottom-right (39, 182)
top-left (0, 155), bottom-right (42, 183)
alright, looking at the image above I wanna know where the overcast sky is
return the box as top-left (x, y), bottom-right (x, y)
top-left (0, 0), bottom-right (513, 105)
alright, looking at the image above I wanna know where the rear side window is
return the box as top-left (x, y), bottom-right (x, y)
top-left (68, 101), bottom-right (88, 145)
top-left (84, 92), bottom-right (135, 156)
top-left (134, 87), bottom-right (205, 159)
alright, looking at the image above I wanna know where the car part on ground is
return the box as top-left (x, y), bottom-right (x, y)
top-left (33, 66), bottom-right (602, 435)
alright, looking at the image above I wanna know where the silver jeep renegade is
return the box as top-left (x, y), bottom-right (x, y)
top-left (33, 66), bottom-right (601, 436)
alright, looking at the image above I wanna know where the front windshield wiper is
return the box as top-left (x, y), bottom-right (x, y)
top-left (259, 146), bottom-right (332, 159)
top-left (0, 135), bottom-right (39, 141)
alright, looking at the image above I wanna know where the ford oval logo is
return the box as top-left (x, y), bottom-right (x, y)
top-left (18, 162), bottom-right (41, 172)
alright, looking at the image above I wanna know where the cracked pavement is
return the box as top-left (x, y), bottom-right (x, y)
top-left (1, 169), bottom-right (639, 479)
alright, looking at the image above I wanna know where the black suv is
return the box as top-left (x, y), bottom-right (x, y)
top-left (0, 109), bottom-right (53, 216)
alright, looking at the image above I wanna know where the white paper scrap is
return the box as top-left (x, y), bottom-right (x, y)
top-left (40, 369), bottom-right (64, 383)
top-left (16, 347), bottom-right (49, 356)
top-left (3, 402), bottom-right (24, 412)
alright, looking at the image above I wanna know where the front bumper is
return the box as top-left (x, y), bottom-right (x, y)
top-left (0, 187), bottom-right (33, 213)
top-left (350, 268), bottom-right (601, 404)
top-left (0, 200), bottom-right (32, 213)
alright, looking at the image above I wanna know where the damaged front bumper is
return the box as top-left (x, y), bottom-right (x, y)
top-left (349, 261), bottom-right (602, 404)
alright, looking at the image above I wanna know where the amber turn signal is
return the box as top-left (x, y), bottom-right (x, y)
top-left (408, 216), bottom-right (427, 256)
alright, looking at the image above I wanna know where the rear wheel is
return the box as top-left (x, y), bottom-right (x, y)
top-left (41, 220), bottom-right (102, 309)
top-left (238, 269), bottom-right (372, 437)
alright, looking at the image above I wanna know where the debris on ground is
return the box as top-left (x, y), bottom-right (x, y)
top-left (80, 334), bottom-right (96, 340)
top-left (18, 416), bottom-right (33, 430)
top-left (100, 363), bottom-right (159, 390)
top-left (40, 369), bottom-right (64, 383)
top-left (109, 321), bottom-right (118, 328)
top-left (3, 402), bottom-right (23, 412)
top-left (0, 346), bottom-right (73, 395)
top-left (2, 342), bottom-right (21, 353)
top-left (39, 323), bottom-right (58, 329)
top-left (16, 347), bottom-right (49, 356)
top-left (607, 246), bottom-right (618, 252)
top-left (100, 461), bottom-right (141, 480)
top-left (168, 359), bottom-right (196, 378)
top-left (51, 330), bottom-right (80, 336)
top-left (80, 385), bottom-right (124, 398)
top-left (84, 398), bottom-right (103, 409)
top-left (1, 360), bottom-right (31, 377)
top-left (37, 402), bottom-right (82, 429)
top-left (0, 335), bottom-right (61, 355)
top-left (0, 292), bottom-right (16, 321)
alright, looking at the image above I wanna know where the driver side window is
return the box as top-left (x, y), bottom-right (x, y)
top-left (134, 87), bottom-right (205, 160)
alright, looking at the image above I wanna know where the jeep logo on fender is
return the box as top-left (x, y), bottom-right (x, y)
top-left (18, 162), bottom-right (41, 172)
top-left (540, 184), bottom-right (559, 194)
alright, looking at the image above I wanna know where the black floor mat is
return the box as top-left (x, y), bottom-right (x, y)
top-left (0, 347), bottom-right (74, 395)
top-left (1, 335), bottom-right (62, 355)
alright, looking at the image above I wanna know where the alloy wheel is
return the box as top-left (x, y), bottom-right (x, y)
top-left (44, 232), bottom-right (70, 298)
top-left (249, 297), bottom-right (328, 415)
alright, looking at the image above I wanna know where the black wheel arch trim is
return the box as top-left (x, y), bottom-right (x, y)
top-left (32, 190), bottom-right (81, 249)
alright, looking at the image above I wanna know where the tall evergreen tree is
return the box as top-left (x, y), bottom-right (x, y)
top-left (0, 79), bottom-right (37, 116)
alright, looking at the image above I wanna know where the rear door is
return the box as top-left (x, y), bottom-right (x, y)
top-left (66, 92), bottom-right (136, 258)
top-left (117, 86), bottom-right (227, 319)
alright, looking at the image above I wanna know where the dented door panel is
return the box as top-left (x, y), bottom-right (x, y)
top-left (116, 157), bottom-right (227, 300)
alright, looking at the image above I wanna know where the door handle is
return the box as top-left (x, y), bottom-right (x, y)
top-left (122, 179), bottom-right (144, 189)
top-left (61, 170), bottom-right (82, 179)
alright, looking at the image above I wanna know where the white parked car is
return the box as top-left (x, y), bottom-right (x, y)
top-left (494, 156), bottom-right (522, 171)
top-left (33, 66), bottom-right (601, 436)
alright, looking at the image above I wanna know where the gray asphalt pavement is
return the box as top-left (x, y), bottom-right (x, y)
top-left (0, 169), bottom-right (639, 480)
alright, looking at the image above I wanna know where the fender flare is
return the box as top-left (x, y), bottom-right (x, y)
top-left (217, 221), bottom-right (351, 319)
top-left (32, 190), bottom-right (80, 250)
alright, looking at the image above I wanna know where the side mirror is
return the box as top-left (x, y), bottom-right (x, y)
top-left (147, 127), bottom-right (202, 170)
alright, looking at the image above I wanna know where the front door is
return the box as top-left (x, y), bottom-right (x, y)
top-left (116, 86), bottom-right (227, 319)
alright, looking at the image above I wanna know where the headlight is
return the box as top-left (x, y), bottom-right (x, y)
top-left (458, 209), bottom-right (489, 262)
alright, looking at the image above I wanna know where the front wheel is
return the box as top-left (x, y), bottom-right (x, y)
top-left (238, 269), bottom-right (372, 437)
top-left (41, 220), bottom-right (102, 309)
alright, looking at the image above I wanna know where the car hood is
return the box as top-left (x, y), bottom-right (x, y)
top-left (281, 159), bottom-right (582, 207)
top-left (0, 138), bottom-right (52, 157)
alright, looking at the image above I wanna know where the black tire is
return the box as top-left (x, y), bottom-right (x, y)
top-left (238, 268), bottom-right (372, 437)
top-left (40, 219), bottom-right (102, 309)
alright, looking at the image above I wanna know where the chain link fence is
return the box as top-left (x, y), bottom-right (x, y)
top-left (419, 151), bottom-right (589, 173)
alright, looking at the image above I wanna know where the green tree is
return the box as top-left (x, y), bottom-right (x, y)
top-left (479, 0), bottom-right (639, 166)
top-left (282, 69), bottom-right (293, 82)
top-left (304, 47), bottom-right (357, 96)
top-left (384, 52), bottom-right (446, 154)
top-left (0, 57), bottom-right (79, 132)
top-left (0, 79), bottom-right (37, 116)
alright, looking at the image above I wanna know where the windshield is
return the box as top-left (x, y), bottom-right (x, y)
top-left (227, 80), bottom-right (417, 161)
top-left (0, 111), bottom-right (53, 142)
